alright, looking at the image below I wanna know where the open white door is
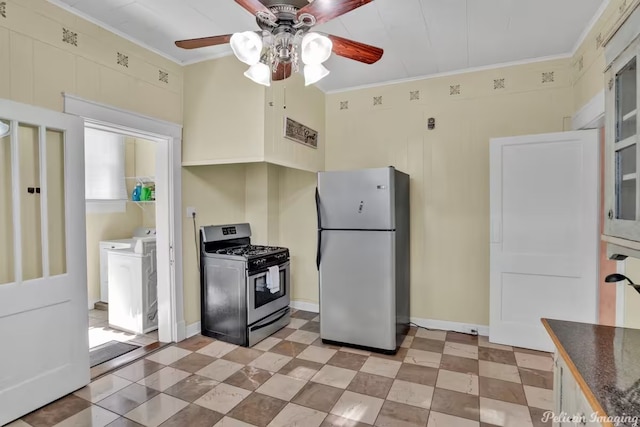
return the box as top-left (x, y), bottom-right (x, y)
top-left (490, 130), bottom-right (599, 351)
top-left (0, 100), bottom-right (88, 425)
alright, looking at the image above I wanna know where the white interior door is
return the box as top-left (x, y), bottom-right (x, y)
top-left (490, 130), bottom-right (599, 351)
top-left (0, 99), bottom-right (89, 425)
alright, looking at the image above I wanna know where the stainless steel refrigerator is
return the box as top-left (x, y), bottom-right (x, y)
top-left (316, 166), bottom-right (410, 353)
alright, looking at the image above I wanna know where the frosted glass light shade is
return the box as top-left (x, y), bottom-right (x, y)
top-left (0, 122), bottom-right (9, 137)
top-left (230, 31), bottom-right (263, 65)
top-left (304, 64), bottom-right (330, 86)
top-left (244, 63), bottom-right (271, 86)
top-left (301, 33), bottom-right (332, 65)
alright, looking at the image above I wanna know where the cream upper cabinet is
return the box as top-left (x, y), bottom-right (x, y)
top-left (605, 36), bottom-right (640, 241)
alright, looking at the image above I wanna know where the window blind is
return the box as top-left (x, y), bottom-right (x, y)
top-left (84, 128), bottom-right (127, 201)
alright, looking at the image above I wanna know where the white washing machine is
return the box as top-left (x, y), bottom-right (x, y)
top-left (108, 237), bottom-right (158, 334)
top-left (99, 227), bottom-right (156, 302)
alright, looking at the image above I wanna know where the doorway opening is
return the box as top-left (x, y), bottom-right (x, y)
top-left (64, 93), bottom-right (185, 353)
top-left (85, 127), bottom-right (159, 365)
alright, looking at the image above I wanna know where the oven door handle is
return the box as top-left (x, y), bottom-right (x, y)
top-left (250, 308), bottom-right (289, 332)
top-left (248, 261), bottom-right (290, 279)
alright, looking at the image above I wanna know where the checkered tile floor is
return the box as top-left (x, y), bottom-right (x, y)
top-left (12, 310), bottom-right (554, 427)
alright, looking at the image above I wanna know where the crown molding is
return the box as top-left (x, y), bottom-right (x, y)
top-left (571, 0), bottom-right (611, 55)
top-left (47, 0), bottom-right (184, 65)
top-left (322, 53), bottom-right (572, 95)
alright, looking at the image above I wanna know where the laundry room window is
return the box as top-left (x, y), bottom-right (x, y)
top-left (84, 127), bottom-right (127, 213)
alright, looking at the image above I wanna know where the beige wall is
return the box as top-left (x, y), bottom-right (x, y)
top-left (278, 167), bottom-right (319, 305)
top-left (623, 258), bottom-right (640, 328)
top-left (265, 75), bottom-right (326, 172)
top-left (0, 0), bottom-right (181, 304)
top-left (133, 138), bottom-right (157, 228)
top-left (570, 0), bottom-right (640, 329)
top-left (183, 56), bottom-right (266, 165)
top-left (10, 0), bottom-right (632, 332)
top-left (571, 0), bottom-right (630, 113)
top-left (183, 56), bottom-right (325, 173)
top-left (324, 59), bottom-right (573, 326)
top-left (180, 57), bottom-right (326, 324)
top-left (0, 0), bottom-right (182, 122)
top-left (244, 163), bottom-right (281, 245)
top-left (181, 164), bottom-right (247, 324)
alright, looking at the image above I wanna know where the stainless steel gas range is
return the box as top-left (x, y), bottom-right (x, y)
top-left (200, 223), bottom-right (290, 347)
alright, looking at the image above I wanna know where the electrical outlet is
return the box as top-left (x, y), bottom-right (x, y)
top-left (186, 207), bottom-right (196, 218)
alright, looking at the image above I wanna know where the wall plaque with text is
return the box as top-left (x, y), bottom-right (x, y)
top-left (284, 117), bottom-right (318, 149)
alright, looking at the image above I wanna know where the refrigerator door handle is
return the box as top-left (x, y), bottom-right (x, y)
top-left (316, 229), bottom-right (322, 270)
top-left (315, 186), bottom-right (322, 270)
top-left (315, 187), bottom-right (322, 229)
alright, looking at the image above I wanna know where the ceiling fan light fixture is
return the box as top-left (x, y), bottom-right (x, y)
top-left (244, 62), bottom-right (271, 86)
top-left (301, 32), bottom-right (333, 65)
top-left (304, 63), bottom-right (330, 86)
top-left (230, 31), bottom-right (263, 65)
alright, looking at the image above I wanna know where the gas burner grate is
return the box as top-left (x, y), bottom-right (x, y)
top-left (215, 245), bottom-right (285, 257)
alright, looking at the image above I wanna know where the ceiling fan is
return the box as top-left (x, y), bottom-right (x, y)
top-left (175, 0), bottom-right (384, 86)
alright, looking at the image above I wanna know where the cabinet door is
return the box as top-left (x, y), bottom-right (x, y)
top-left (605, 40), bottom-right (640, 240)
top-left (576, 388), bottom-right (603, 426)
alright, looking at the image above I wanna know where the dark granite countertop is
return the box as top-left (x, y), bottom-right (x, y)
top-left (543, 319), bottom-right (640, 426)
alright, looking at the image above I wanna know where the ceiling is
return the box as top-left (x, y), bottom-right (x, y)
top-left (51, 0), bottom-right (606, 92)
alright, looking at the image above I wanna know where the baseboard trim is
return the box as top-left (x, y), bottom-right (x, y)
top-left (185, 321), bottom-right (201, 338)
top-left (176, 320), bottom-right (187, 342)
top-left (290, 301), bottom-right (320, 313)
top-left (184, 308), bottom-right (488, 338)
top-left (410, 316), bottom-right (489, 337)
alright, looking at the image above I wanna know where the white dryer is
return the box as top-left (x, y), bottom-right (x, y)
top-left (108, 237), bottom-right (158, 334)
top-left (99, 227), bottom-right (156, 302)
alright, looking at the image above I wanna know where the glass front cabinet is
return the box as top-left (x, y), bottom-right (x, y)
top-left (605, 38), bottom-right (640, 241)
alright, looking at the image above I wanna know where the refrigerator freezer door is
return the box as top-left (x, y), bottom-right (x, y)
top-left (319, 230), bottom-right (396, 351)
top-left (318, 168), bottom-right (395, 230)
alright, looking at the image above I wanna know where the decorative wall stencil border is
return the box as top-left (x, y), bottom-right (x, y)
top-left (117, 52), bottom-right (129, 68)
top-left (449, 84), bottom-right (461, 95)
top-left (159, 70), bottom-right (169, 84)
top-left (493, 78), bottom-right (505, 90)
top-left (373, 96), bottom-right (383, 106)
top-left (339, 101), bottom-right (349, 110)
top-left (596, 33), bottom-right (603, 49)
top-left (542, 71), bottom-right (555, 83)
top-left (409, 90), bottom-right (420, 101)
top-left (62, 28), bottom-right (78, 47)
top-left (284, 116), bottom-right (318, 149)
top-left (0, 2), bottom-right (6, 18)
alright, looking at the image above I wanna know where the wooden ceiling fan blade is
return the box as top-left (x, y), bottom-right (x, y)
top-left (298, 0), bottom-right (372, 26)
top-left (272, 62), bottom-right (293, 81)
top-left (327, 34), bottom-right (383, 64)
top-left (235, 0), bottom-right (277, 20)
top-left (175, 34), bottom-right (232, 49)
